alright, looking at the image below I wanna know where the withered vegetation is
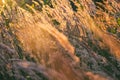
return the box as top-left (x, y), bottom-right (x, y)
top-left (0, 0), bottom-right (120, 80)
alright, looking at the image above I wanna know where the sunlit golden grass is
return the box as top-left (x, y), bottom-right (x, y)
top-left (0, 0), bottom-right (120, 80)
top-left (0, 0), bottom-right (3, 6)
top-left (73, 0), bottom-right (120, 60)
top-left (6, 0), bottom-right (120, 65)
top-left (12, 7), bottom-right (78, 62)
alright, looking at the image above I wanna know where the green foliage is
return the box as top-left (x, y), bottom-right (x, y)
top-left (19, 0), bottom-right (26, 7)
top-left (76, 0), bottom-right (84, 10)
top-left (44, 0), bottom-right (49, 4)
top-left (107, 27), bottom-right (117, 34)
top-left (93, 0), bottom-right (104, 3)
top-left (117, 18), bottom-right (120, 26)
top-left (1, 11), bottom-right (11, 27)
top-left (69, 0), bottom-right (78, 12)
top-left (25, 55), bottom-right (36, 62)
top-left (20, 70), bottom-right (31, 80)
top-left (88, 40), bottom-right (112, 60)
top-left (43, 0), bottom-right (53, 8)
top-left (17, 0), bottom-right (42, 13)
top-left (52, 19), bottom-right (60, 26)
top-left (31, 0), bottom-right (43, 11)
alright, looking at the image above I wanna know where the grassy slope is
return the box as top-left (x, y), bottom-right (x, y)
top-left (0, 0), bottom-right (120, 80)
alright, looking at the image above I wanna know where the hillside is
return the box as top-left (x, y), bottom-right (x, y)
top-left (0, 0), bottom-right (120, 80)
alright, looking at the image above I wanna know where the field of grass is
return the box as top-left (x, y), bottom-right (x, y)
top-left (0, 0), bottom-right (120, 80)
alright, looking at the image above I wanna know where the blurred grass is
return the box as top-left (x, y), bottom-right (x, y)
top-left (0, 0), bottom-right (120, 80)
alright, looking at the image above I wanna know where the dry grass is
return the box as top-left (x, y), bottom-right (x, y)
top-left (0, 0), bottom-right (120, 80)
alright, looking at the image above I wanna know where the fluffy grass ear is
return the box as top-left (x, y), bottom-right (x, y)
top-left (0, 0), bottom-right (4, 6)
